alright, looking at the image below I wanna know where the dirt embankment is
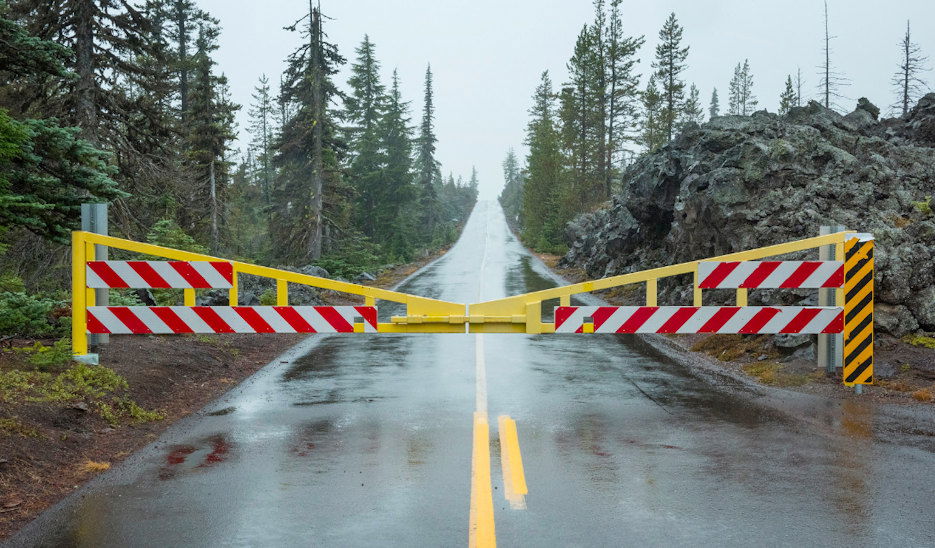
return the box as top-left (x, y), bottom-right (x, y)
top-left (0, 249), bottom-right (447, 540)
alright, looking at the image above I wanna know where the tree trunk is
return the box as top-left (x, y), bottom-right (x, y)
top-left (176, 0), bottom-right (189, 118)
top-left (308, 2), bottom-right (324, 261)
top-left (75, 0), bottom-right (98, 143)
top-left (209, 159), bottom-right (219, 254)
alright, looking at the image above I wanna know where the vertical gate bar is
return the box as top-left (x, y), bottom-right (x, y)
top-left (842, 235), bottom-right (874, 387)
top-left (736, 288), bottom-right (748, 307)
top-left (560, 295), bottom-right (570, 307)
top-left (646, 279), bottom-right (657, 306)
top-left (693, 271), bottom-right (702, 306)
top-left (184, 288), bottom-right (196, 307)
top-left (228, 267), bottom-right (238, 306)
top-left (277, 279), bottom-right (289, 306)
top-left (71, 231), bottom-right (88, 356)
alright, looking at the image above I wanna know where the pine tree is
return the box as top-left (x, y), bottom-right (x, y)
top-left (652, 12), bottom-right (689, 143)
top-left (640, 75), bottom-right (664, 152)
top-left (498, 148), bottom-right (523, 226)
top-left (414, 64), bottom-right (440, 242)
top-left (728, 60), bottom-right (757, 115)
top-left (248, 74), bottom-right (274, 207)
top-left (344, 35), bottom-right (386, 239)
top-left (891, 20), bottom-right (930, 116)
top-left (523, 71), bottom-right (566, 249)
top-left (0, 10), bottom-right (123, 241)
top-left (604, 0), bottom-right (644, 197)
top-left (376, 69), bottom-right (415, 258)
top-left (779, 75), bottom-right (796, 115)
top-left (468, 166), bottom-right (479, 194)
top-left (272, 3), bottom-right (347, 262)
top-left (563, 24), bottom-right (602, 204)
top-left (680, 84), bottom-right (703, 128)
top-left (709, 87), bottom-right (720, 118)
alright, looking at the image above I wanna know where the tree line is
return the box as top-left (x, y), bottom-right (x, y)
top-left (501, 0), bottom-right (931, 253)
top-left (0, 0), bottom-right (477, 292)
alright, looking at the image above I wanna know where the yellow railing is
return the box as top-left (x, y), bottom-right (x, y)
top-left (72, 231), bottom-right (468, 355)
top-left (467, 231), bottom-right (854, 333)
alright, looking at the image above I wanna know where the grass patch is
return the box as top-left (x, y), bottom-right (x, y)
top-left (0, 416), bottom-right (41, 438)
top-left (0, 364), bottom-right (164, 426)
top-left (741, 362), bottom-right (813, 387)
top-left (13, 339), bottom-right (74, 368)
top-left (902, 334), bottom-right (935, 349)
top-left (880, 379), bottom-right (915, 392)
top-left (911, 388), bottom-right (934, 402)
top-left (890, 215), bottom-right (912, 228)
top-left (912, 196), bottom-right (932, 215)
top-left (692, 334), bottom-right (778, 362)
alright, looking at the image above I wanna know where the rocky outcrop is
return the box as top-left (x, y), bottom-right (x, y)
top-left (197, 264), bottom-right (328, 306)
top-left (562, 95), bottom-right (935, 337)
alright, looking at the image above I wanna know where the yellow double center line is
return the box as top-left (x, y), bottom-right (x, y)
top-left (469, 335), bottom-right (528, 548)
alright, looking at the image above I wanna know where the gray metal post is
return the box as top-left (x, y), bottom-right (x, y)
top-left (81, 203), bottom-right (109, 346)
top-left (817, 225), bottom-right (844, 374)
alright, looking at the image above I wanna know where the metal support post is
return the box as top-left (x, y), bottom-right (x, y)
top-left (81, 203), bottom-right (109, 347)
top-left (817, 225), bottom-right (844, 374)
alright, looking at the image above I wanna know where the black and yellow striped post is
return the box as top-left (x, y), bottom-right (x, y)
top-left (843, 234), bottom-right (874, 387)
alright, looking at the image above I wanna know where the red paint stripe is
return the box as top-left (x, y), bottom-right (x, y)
top-left (825, 265), bottom-right (844, 288)
top-left (86, 310), bottom-right (111, 334)
top-left (128, 261), bottom-right (171, 288)
top-left (211, 262), bottom-right (234, 284)
top-left (274, 306), bottom-right (316, 333)
top-left (554, 307), bottom-right (576, 329)
top-left (150, 307), bottom-right (194, 334)
top-left (740, 262), bottom-right (781, 288)
top-left (192, 307), bottom-right (235, 333)
top-left (316, 306), bottom-right (354, 333)
top-left (591, 307), bottom-right (619, 331)
top-left (699, 262), bottom-right (740, 289)
top-left (781, 308), bottom-right (821, 333)
top-left (617, 307), bottom-right (658, 333)
top-left (657, 307), bottom-right (698, 333)
top-left (234, 307), bottom-right (275, 333)
top-left (822, 311), bottom-right (844, 334)
top-left (88, 262), bottom-right (129, 288)
top-left (354, 306), bottom-right (378, 330)
top-left (109, 306), bottom-right (152, 334)
top-left (698, 307), bottom-right (740, 332)
top-left (739, 308), bottom-right (780, 334)
top-left (170, 262), bottom-right (212, 288)
top-left (779, 261), bottom-right (822, 288)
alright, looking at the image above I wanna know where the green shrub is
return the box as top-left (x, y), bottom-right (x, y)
top-left (0, 291), bottom-right (66, 337)
top-left (146, 219), bottom-right (207, 254)
top-left (0, 272), bottom-right (25, 292)
top-left (913, 197), bottom-right (933, 215)
top-left (16, 339), bottom-right (73, 368)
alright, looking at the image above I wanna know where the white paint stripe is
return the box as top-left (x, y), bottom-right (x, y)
top-left (637, 307), bottom-right (672, 333)
top-left (760, 308), bottom-right (797, 333)
top-left (89, 307), bottom-right (132, 334)
top-left (595, 307), bottom-right (629, 333)
top-left (802, 261), bottom-right (842, 288)
top-left (803, 308), bottom-right (842, 333)
top-left (297, 308), bottom-right (336, 332)
top-left (555, 307), bottom-right (595, 333)
top-left (718, 263), bottom-right (754, 288)
top-left (149, 262), bottom-right (187, 288)
top-left (173, 307), bottom-right (213, 332)
top-left (132, 306), bottom-right (172, 334)
top-left (678, 307), bottom-right (717, 333)
top-left (717, 307), bottom-right (758, 333)
top-left (761, 263), bottom-right (797, 288)
top-left (254, 307), bottom-right (295, 333)
top-left (110, 262), bottom-right (149, 288)
top-left (213, 307), bottom-right (254, 333)
top-left (191, 262), bottom-right (232, 288)
top-left (85, 267), bottom-right (106, 288)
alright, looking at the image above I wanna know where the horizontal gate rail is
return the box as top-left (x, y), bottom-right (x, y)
top-left (554, 306), bottom-right (843, 334)
top-left (87, 261), bottom-right (233, 289)
top-left (697, 261), bottom-right (843, 289)
top-left (87, 306), bottom-right (377, 334)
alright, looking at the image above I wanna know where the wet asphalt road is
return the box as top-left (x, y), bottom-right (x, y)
top-left (12, 201), bottom-right (935, 547)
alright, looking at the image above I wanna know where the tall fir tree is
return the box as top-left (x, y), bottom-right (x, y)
top-left (498, 148), bottom-right (523, 226)
top-left (376, 69), bottom-right (415, 258)
top-left (272, 3), bottom-right (347, 262)
top-left (651, 12), bottom-right (689, 144)
top-left (728, 60), bottom-right (757, 115)
top-left (708, 87), bottom-right (720, 118)
top-left (247, 73), bottom-right (275, 207)
top-left (640, 75), bottom-right (664, 152)
top-left (680, 83), bottom-right (703, 128)
top-left (414, 64), bottom-right (440, 242)
top-left (523, 71), bottom-right (566, 249)
top-left (891, 20), bottom-right (930, 116)
top-left (779, 75), bottom-right (796, 115)
top-left (343, 35), bottom-right (385, 239)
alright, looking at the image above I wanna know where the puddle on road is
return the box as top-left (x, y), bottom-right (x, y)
top-left (158, 434), bottom-right (233, 480)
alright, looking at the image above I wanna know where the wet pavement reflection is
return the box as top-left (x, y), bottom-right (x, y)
top-left (12, 201), bottom-right (935, 547)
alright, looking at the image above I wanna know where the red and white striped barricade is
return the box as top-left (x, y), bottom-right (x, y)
top-left (87, 261), bottom-right (234, 289)
top-left (697, 261), bottom-right (843, 289)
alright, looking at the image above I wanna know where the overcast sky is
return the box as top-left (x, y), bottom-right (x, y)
top-left (200, 0), bottom-right (935, 199)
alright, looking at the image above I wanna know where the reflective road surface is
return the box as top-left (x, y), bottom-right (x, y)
top-left (11, 202), bottom-right (935, 547)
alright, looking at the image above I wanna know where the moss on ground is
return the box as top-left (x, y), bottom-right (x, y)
top-left (741, 361), bottom-right (818, 387)
top-left (902, 334), bottom-right (935, 349)
top-left (692, 334), bottom-right (779, 362)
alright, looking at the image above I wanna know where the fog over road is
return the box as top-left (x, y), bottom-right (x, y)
top-left (12, 202), bottom-right (935, 546)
